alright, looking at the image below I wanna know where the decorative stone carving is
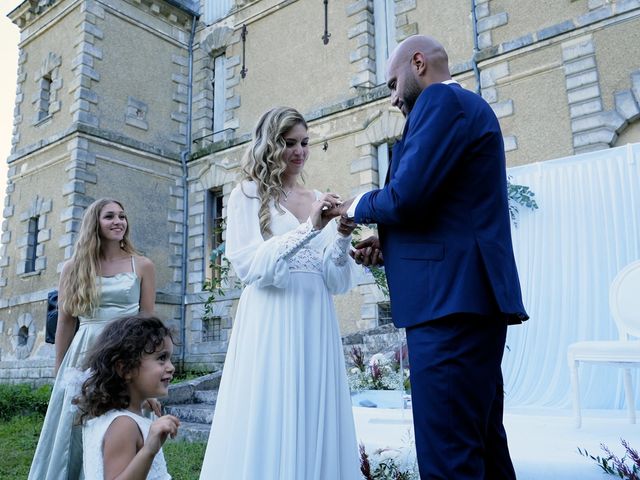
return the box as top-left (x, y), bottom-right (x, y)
top-left (11, 313), bottom-right (36, 359)
top-left (201, 26), bottom-right (234, 56)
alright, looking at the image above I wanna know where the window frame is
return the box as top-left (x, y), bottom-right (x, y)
top-left (25, 216), bottom-right (39, 273)
top-left (212, 54), bottom-right (227, 142)
top-left (377, 301), bottom-right (393, 326)
top-left (373, 0), bottom-right (396, 85)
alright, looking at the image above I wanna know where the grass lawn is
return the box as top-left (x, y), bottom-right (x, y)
top-left (0, 414), bottom-right (207, 480)
top-left (0, 414), bottom-right (43, 479)
top-left (164, 440), bottom-right (207, 479)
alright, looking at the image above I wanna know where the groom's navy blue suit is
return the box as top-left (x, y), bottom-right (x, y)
top-left (354, 82), bottom-right (528, 479)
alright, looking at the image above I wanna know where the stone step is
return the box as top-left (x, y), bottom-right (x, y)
top-left (164, 402), bottom-right (216, 424)
top-left (194, 389), bottom-right (218, 404)
top-left (165, 371), bottom-right (222, 405)
top-left (170, 421), bottom-right (211, 443)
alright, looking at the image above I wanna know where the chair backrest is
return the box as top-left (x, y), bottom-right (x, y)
top-left (610, 259), bottom-right (640, 339)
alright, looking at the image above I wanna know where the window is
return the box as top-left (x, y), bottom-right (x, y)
top-left (34, 53), bottom-right (61, 125)
top-left (377, 301), bottom-right (392, 326)
top-left (202, 316), bottom-right (222, 342)
top-left (206, 189), bottom-right (225, 278)
top-left (377, 143), bottom-right (393, 187)
top-left (204, 0), bottom-right (232, 24)
top-left (25, 216), bottom-right (39, 273)
top-left (373, 0), bottom-right (396, 85)
top-left (212, 54), bottom-right (226, 142)
top-left (18, 326), bottom-right (29, 346)
top-left (38, 75), bottom-right (52, 121)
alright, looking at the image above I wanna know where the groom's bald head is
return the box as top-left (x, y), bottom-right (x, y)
top-left (386, 35), bottom-right (452, 116)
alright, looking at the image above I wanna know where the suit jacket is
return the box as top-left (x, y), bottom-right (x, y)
top-left (354, 82), bottom-right (528, 328)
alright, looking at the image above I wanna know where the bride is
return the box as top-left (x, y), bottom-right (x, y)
top-left (199, 106), bottom-right (361, 479)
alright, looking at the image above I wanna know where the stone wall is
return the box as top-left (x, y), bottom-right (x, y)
top-left (342, 323), bottom-right (406, 368)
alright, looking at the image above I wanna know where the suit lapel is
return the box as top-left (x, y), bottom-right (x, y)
top-left (387, 117), bottom-right (409, 184)
top-left (387, 141), bottom-right (402, 184)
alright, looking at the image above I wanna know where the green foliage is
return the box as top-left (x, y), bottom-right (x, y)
top-left (579, 439), bottom-right (640, 479)
top-left (164, 440), bottom-right (207, 479)
top-left (369, 265), bottom-right (390, 298)
top-left (202, 218), bottom-right (243, 320)
top-left (0, 383), bottom-right (52, 421)
top-left (351, 226), bottom-right (389, 299)
top-left (170, 369), bottom-right (211, 384)
top-left (507, 177), bottom-right (539, 226)
top-left (0, 413), bottom-right (44, 479)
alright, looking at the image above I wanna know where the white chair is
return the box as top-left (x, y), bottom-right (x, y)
top-left (567, 260), bottom-right (640, 427)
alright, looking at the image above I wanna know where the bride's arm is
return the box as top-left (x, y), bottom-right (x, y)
top-left (320, 219), bottom-right (360, 295)
top-left (225, 183), bottom-right (320, 288)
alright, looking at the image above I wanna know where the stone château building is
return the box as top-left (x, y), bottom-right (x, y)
top-left (1, 0), bottom-right (639, 383)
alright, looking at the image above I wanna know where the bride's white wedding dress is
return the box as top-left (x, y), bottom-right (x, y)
top-left (199, 181), bottom-right (361, 480)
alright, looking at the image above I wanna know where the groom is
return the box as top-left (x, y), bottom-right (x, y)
top-left (333, 35), bottom-right (528, 479)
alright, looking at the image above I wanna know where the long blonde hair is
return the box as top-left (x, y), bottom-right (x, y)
top-left (241, 106), bottom-right (308, 237)
top-left (60, 198), bottom-right (137, 317)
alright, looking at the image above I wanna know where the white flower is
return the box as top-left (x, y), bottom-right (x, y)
top-left (377, 447), bottom-right (401, 462)
top-left (369, 353), bottom-right (387, 367)
top-left (60, 367), bottom-right (91, 392)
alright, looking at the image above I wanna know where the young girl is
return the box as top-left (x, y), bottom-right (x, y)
top-left (74, 314), bottom-right (180, 480)
top-left (29, 198), bottom-right (156, 480)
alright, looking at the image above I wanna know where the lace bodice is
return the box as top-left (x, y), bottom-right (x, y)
top-left (277, 220), bottom-right (352, 273)
top-left (224, 181), bottom-right (359, 293)
top-left (83, 410), bottom-right (171, 480)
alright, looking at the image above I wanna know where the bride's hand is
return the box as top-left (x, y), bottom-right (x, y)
top-left (310, 193), bottom-right (341, 230)
top-left (337, 215), bottom-right (357, 237)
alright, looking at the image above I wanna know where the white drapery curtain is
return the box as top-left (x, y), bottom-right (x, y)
top-left (503, 143), bottom-right (640, 410)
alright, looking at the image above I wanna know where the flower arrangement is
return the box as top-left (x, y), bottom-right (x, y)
top-left (347, 346), bottom-right (410, 392)
top-left (359, 429), bottom-right (419, 479)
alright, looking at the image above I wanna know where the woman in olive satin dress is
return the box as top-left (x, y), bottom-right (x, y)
top-left (28, 198), bottom-right (156, 480)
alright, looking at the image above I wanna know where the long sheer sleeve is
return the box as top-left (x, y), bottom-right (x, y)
top-left (321, 219), bottom-right (360, 295)
top-left (225, 182), bottom-right (320, 289)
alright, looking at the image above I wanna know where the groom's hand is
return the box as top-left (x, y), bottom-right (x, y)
top-left (351, 235), bottom-right (384, 266)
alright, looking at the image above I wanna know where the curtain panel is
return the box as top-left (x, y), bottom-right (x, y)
top-left (504, 143), bottom-right (640, 410)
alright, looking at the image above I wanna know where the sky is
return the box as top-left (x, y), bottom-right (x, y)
top-left (0, 2), bottom-right (20, 205)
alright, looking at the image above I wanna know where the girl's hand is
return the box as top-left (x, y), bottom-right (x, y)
top-left (310, 193), bottom-right (341, 230)
top-left (143, 398), bottom-right (162, 417)
top-left (143, 415), bottom-right (181, 455)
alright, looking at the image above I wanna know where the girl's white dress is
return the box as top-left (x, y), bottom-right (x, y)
top-left (29, 258), bottom-right (141, 480)
top-left (199, 181), bottom-right (361, 480)
top-left (83, 409), bottom-right (171, 480)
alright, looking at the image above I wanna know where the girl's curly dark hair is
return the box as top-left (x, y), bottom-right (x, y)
top-left (74, 314), bottom-right (174, 424)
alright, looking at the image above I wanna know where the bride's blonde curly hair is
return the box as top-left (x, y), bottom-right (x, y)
top-left (60, 198), bottom-right (137, 317)
top-left (241, 106), bottom-right (308, 237)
